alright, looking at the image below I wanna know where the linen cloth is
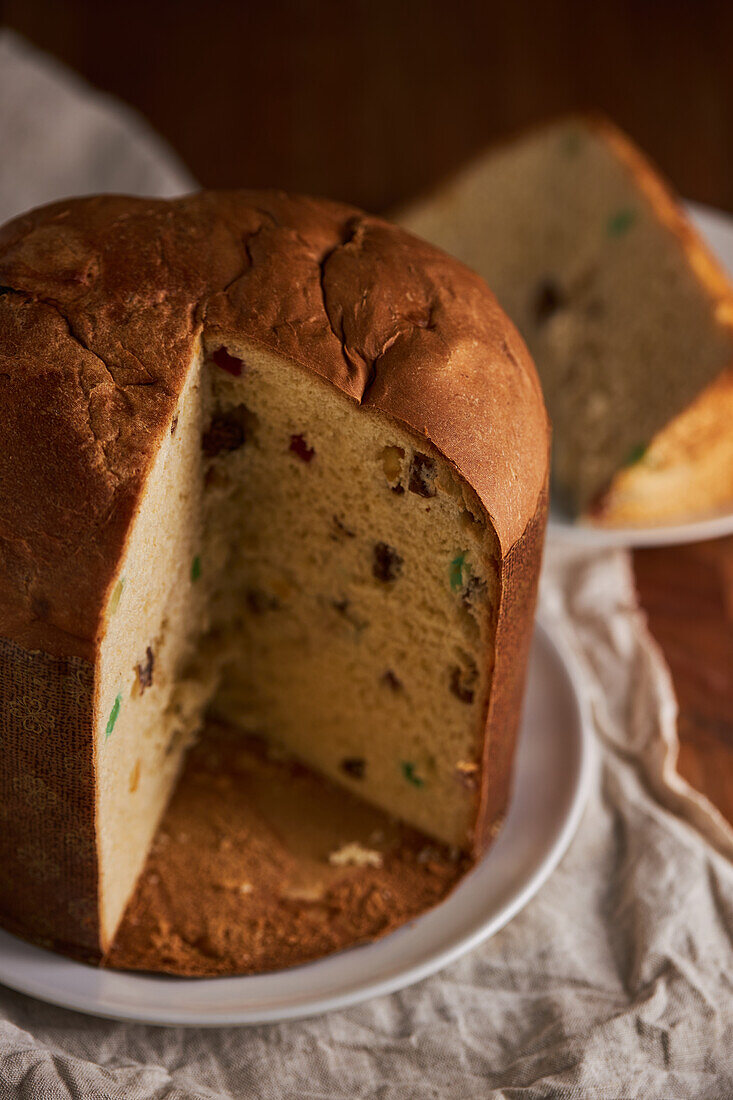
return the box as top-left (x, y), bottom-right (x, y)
top-left (0, 29), bottom-right (731, 1099)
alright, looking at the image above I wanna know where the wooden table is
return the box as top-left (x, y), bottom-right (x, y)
top-left (634, 539), bottom-right (733, 825)
top-left (5, 0), bottom-right (733, 827)
top-left (5, 0), bottom-right (733, 216)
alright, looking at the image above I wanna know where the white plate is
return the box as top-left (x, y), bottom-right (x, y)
top-left (0, 621), bottom-right (592, 1027)
top-left (548, 201), bottom-right (733, 549)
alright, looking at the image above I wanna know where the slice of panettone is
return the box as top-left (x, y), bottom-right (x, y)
top-left (397, 116), bottom-right (733, 524)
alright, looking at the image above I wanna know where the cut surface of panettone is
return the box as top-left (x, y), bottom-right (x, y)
top-left (397, 116), bottom-right (733, 523)
top-left (203, 337), bottom-right (501, 850)
top-left (0, 191), bottom-right (548, 970)
top-left (108, 723), bottom-right (470, 977)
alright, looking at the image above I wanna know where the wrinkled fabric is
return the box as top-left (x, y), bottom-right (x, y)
top-left (0, 30), bottom-right (194, 224)
top-left (0, 29), bottom-right (731, 1099)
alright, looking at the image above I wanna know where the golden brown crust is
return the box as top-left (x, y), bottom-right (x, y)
top-left (475, 480), bottom-right (548, 851)
top-left (0, 191), bottom-right (548, 659)
top-left (0, 190), bottom-right (549, 967)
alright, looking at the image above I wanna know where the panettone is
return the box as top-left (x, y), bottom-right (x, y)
top-left (397, 117), bottom-right (733, 524)
top-left (0, 191), bottom-right (548, 969)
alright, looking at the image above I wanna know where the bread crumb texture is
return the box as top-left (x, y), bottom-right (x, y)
top-left (0, 191), bottom-right (548, 970)
top-left (398, 116), bottom-right (733, 520)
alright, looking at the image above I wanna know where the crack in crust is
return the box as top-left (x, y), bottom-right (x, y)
top-left (0, 190), bottom-right (549, 657)
top-left (317, 218), bottom-right (363, 381)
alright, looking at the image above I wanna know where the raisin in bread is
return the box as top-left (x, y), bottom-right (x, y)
top-left (397, 116), bottom-right (733, 524)
top-left (0, 192), bottom-right (548, 969)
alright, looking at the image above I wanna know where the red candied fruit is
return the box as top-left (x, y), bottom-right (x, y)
top-left (136, 646), bottom-right (155, 693)
top-left (408, 452), bottom-right (437, 498)
top-left (289, 433), bottom-right (315, 463)
top-left (212, 347), bottom-right (245, 376)
top-left (202, 405), bottom-right (251, 457)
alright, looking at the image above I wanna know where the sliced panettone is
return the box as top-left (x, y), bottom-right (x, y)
top-left (0, 191), bottom-right (548, 969)
top-left (397, 116), bottom-right (733, 524)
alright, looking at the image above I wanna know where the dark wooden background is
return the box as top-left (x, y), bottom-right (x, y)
top-left (4, 0), bottom-right (733, 216)
top-left (4, 0), bottom-right (733, 825)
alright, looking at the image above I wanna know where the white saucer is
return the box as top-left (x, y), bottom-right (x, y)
top-left (548, 201), bottom-right (733, 549)
top-left (0, 621), bottom-right (593, 1027)
top-left (548, 504), bottom-right (733, 550)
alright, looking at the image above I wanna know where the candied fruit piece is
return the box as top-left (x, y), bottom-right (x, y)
top-left (455, 760), bottom-right (479, 790)
top-left (607, 207), bottom-right (636, 237)
top-left (449, 553), bottom-right (467, 592)
top-left (212, 347), bottom-right (244, 376)
top-left (625, 443), bottom-right (647, 466)
top-left (381, 445), bottom-right (405, 493)
top-left (450, 661), bottom-right (478, 704)
top-left (340, 757), bottom-right (366, 779)
top-left (401, 761), bottom-right (425, 788)
top-left (408, 452), bottom-right (437, 498)
top-left (191, 555), bottom-right (202, 582)
top-left (202, 404), bottom-right (252, 457)
top-left (136, 646), bottom-right (154, 693)
top-left (246, 588), bottom-right (280, 614)
top-left (373, 542), bottom-right (403, 582)
top-left (105, 694), bottom-right (122, 740)
top-left (289, 433), bottom-right (315, 462)
top-left (450, 553), bottom-right (486, 607)
top-left (462, 574), bottom-right (487, 610)
top-left (382, 670), bottom-right (403, 692)
top-left (109, 577), bottom-right (125, 615)
top-left (533, 278), bottom-right (565, 324)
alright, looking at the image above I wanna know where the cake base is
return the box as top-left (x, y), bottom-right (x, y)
top-left (106, 723), bottom-right (469, 977)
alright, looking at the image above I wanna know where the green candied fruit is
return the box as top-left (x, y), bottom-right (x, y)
top-left (607, 208), bottom-right (636, 237)
top-left (449, 552), bottom-right (468, 592)
top-left (625, 443), bottom-right (647, 466)
top-left (561, 131), bottom-right (583, 157)
top-left (401, 761), bottom-right (425, 788)
top-left (109, 577), bottom-right (125, 614)
top-left (105, 694), bottom-right (122, 740)
top-left (191, 555), bottom-right (202, 583)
